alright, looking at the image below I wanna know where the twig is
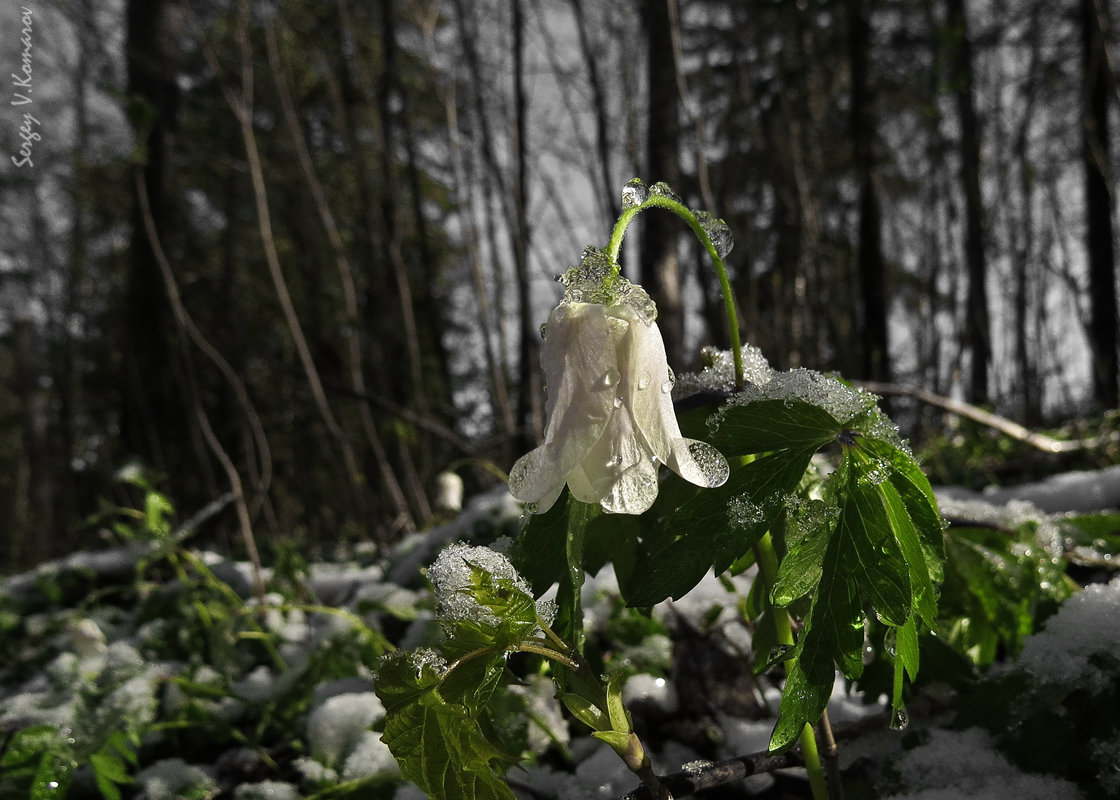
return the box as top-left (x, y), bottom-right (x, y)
top-left (818, 709), bottom-right (844, 800)
top-left (856, 381), bottom-right (1118, 453)
top-left (617, 749), bottom-right (804, 800)
top-left (135, 172), bottom-right (266, 603)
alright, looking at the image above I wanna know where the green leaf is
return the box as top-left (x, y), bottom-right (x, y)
top-left (836, 468), bottom-right (912, 627)
top-left (376, 651), bottom-right (517, 800)
top-left (879, 480), bottom-right (938, 625)
top-left (30, 747), bottom-right (75, 800)
top-left (858, 435), bottom-right (945, 583)
top-left (770, 532), bottom-right (864, 752)
top-left (894, 613), bottom-right (920, 681)
top-left (768, 657), bottom-right (830, 753)
top-left (623, 447), bottom-right (816, 606)
top-left (771, 499), bottom-right (836, 607)
top-left (705, 398), bottom-right (845, 455)
top-left (509, 492), bottom-right (570, 596)
top-left (89, 731), bottom-right (137, 800)
top-left (557, 692), bottom-right (609, 731)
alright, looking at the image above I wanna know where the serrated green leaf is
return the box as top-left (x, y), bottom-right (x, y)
top-left (837, 465), bottom-right (911, 627)
top-left (857, 436), bottom-right (945, 582)
top-left (706, 399), bottom-right (844, 455)
top-left (768, 657), bottom-right (831, 753)
top-left (895, 614), bottom-right (920, 681)
top-left (879, 481), bottom-right (938, 624)
top-left (770, 533), bottom-right (864, 751)
top-left (623, 448), bottom-right (816, 606)
top-left (771, 501), bottom-right (835, 607)
top-left (813, 536), bottom-right (866, 680)
top-left (376, 651), bottom-right (517, 800)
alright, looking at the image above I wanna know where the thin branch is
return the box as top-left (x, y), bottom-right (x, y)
top-left (856, 381), bottom-right (1119, 453)
top-left (617, 749), bottom-right (804, 800)
top-left (201, 1), bottom-right (398, 533)
top-left (135, 171), bottom-right (266, 602)
top-left (265, 15), bottom-right (416, 528)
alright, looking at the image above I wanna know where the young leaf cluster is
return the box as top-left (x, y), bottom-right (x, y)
top-left (374, 545), bottom-right (558, 800)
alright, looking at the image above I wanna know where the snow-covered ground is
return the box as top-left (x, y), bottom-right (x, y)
top-left (2, 483), bottom-right (1117, 799)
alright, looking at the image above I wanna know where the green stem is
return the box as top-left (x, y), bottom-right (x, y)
top-left (605, 191), bottom-right (744, 390)
top-left (753, 532), bottom-right (832, 800)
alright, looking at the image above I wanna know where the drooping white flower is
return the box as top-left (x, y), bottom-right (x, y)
top-left (509, 257), bottom-right (729, 515)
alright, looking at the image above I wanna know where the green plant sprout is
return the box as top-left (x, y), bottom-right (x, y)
top-left (376, 180), bottom-right (946, 800)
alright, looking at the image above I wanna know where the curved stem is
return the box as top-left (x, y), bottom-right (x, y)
top-left (605, 192), bottom-right (744, 389)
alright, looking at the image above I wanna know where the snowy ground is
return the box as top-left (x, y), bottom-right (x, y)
top-left (2, 484), bottom-right (1117, 800)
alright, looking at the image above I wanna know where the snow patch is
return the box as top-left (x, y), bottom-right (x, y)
top-left (881, 728), bottom-right (1082, 800)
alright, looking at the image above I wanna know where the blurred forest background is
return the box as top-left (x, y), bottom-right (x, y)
top-left (1, 0), bottom-right (1117, 573)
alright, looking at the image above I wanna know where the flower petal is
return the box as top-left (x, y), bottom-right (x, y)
top-left (508, 446), bottom-right (567, 511)
top-left (601, 456), bottom-right (659, 514)
top-left (667, 438), bottom-right (730, 488)
top-left (566, 406), bottom-right (650, 508)
top-left (536, 302), bottom-right (617, 474)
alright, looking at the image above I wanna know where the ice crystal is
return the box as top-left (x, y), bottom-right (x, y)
top-left (427, 543), bottom-right (533, 628)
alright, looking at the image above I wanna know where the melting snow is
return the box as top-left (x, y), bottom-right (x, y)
top-left (880, 728), bottom-right (1082, 800)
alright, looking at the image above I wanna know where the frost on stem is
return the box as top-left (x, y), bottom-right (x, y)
top-left (509, 250), bottom-right (729, 515)
top-left (672, 345), bottom-right (774, 400)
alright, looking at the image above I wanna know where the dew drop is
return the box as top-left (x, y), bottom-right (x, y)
top-left (649, 181), bottom-right (682, 203)
top-left (728, 495), bottom-right (765, 529)
top-left (884, 627), bottom-right (898, 659)
top-left (638, 370), bottom-right (652, 390)
top-left (694, 210), bottom-right (734, 258)
top-left (621, 177), bottom-right (650, 208)
top-left (768, 644), bottom-right (794, 663)
top-left (661, 379), bottom-right (673, 394)
top-left (686, 440), bottom-right (731, 487)
top-left (613, 396), bottom-right (623, 408)
top-left (890, 706), bottom-right (910, 730)
top-left (603, 367), bottom-right (621, 387)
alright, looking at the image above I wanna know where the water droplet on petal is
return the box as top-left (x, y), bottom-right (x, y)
top-left (661, 379), bottom-right (673, 394)
top-left (679, 439), bottom-right (730, 488)
top-left (613, 396), bottom-right (623, 408)
top-left (621, 177), bottom-right (649, 208)
top-left (603, 367), bottom-right (621, 387)
top-left (638, 371), bottom-right (652, 389)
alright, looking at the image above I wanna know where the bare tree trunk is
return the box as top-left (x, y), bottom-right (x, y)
top-left (510, 0), bottom-right (541, 452)
top-left (571, 0), bottom-right (618, 224)
top-left (1082, 0), bottom-right (1119, 409)
top-left (123, 0), bottom-right (185, 466)
top-left (946, 0), bottom-right (991, 405)
top-left (642, 0), bottom-right (684, 370)
top-left (848, 0), bottom-right (890, 383)
top-left (11, 318), bottom-right (53, 567)
top-left (1013, 5), bottom-right (1043, 424)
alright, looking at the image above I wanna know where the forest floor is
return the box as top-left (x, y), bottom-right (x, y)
top-left (1, 474), bottom-right (1118, 800)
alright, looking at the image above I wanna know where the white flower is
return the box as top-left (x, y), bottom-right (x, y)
top-left (509, 283), bottom-right (729, 515)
